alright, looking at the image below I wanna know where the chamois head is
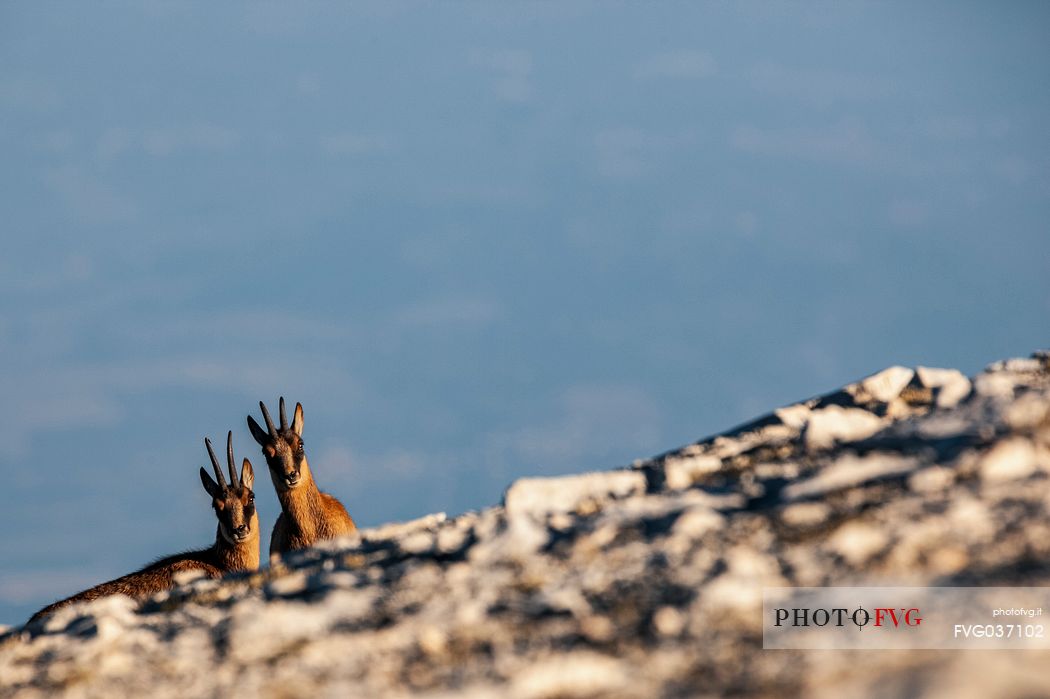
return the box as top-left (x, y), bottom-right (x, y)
top-left (200, 431), bottom-right (257, 545)
top-left (247, 397), bottom-right (309, 492)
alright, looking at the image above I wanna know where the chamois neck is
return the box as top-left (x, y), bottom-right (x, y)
top-left (277, 463), bottom-right (323, 520)
top-left (212, 524), bottom-right (260, 572)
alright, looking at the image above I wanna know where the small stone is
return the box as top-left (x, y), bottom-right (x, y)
top-left (652, 606), bottom-right (685, 637)
top-left (1004, 393), bottom-right (1050, 430)
top-left (774, 403), bottom-right (811, 429)
top-left (364, 512), bottom-right (447, 542)
top-left (908, 466), bottom-right (956, 493)
top-left (947, 498), bottom-right (995, 542)
top-left (663, 454), bottom-right (722, 490)
top-left (504, 471), bottom-right (646, 519)
top-left (915, 366), bottom-right (972, 408)
top-left (580, 615), bottom-right (615, 642)
top-left (435, 526), bottom-right (469, 553)
top-left (973, 372), bottom-right (1017, 398)
top-left (929, 547), bottom-right (969, 575)
top-left (780, 502), bottom-right (831, 527)
top-left (828, 521), bottom-right (888, 565)
top-left (854, 366), bottom-right (915, 403)
top-left (266, 570), bottom-right (308, 597)
top-left (784, 453), bottom-right (918, 500)
top-left (993, 357), bottom-right (1043, 373)
top-left (547, 513), bottom-right (574, 532)
top-left (671, 507), bottom-right (725, 539)
top-left (501, 517), bottom-right (550, 557)
top-left (979, 438), bottom-right (1037, 483)
top-left (399, 531), bottom-right (435, 554)
top-left (512, 652), bottom-right (629, 699)
top-left (341, 553), bottom-right (365, 569)
top-left (574, 497), bottom-right (601, 516)
top-left (803, 406), bottom-right (884, 450)
top-left (417, 626), bottom-right (448, 656)
top-left (578, 522), bottom-right (618, 550)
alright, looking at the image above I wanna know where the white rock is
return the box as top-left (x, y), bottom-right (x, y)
top-left (780, 502), bottom-right (831, 527)
top-left (987, 357), bottom-right (1043, 373)
top-left (980, 438), bottom-right (1037, 483)
top-left (652, 606), bottom-right (685, 637)
top-left (500, 518), bottom-right (550, 559)
top-left (973, 372), bottom-right (1018, 397)
top-left (803, 406), bottom-right (885, 449)
top-left (512, 651), bottom-right (630, 699)
top-left (436, 525), bottom-right (470, 553)
top-left (671, 506), bottom-right (725, 539)
top-left (774, 403), bottom-right (812, 429)
top-left (228, 598), bottom-right (331, 664)
top-left (399, 531), bottom-right (435, 554)
top-left (1004, 392), bottom-right (1050, 430)
top-left (854, 366), bottom-right (915, 403)
top-left (828, 522), bottom-right (888, 565)
top-left (267, 570), bottom-right (308, 597)
top-left (916, 366), bottom-right (972, 408)
top-left (908, 466), bottom-right (956, 493)
top-left (417, 625), bottom-right (448, 656)
top-left (784, 453), bottom-right (919, 500)
top-left (700, 548), bottom-right (785, 621)
top-left (663, 454), bottom-right (722, 490)
top-left (504, 471), bottom-right (646, 519)
top-left (947, 498), bottom-right (995, 542)
top-left (364, 513), bottom-right (447, 542)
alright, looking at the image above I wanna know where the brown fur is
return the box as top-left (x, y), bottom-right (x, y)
top-left (27, 434), bottom-right (260, 626)
top-left (248, 398), bottom-right (356, 559)
top-left (269, 457), bottom-right (356, 556)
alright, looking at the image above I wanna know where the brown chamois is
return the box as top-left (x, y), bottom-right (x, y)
top-left (27, 432), bottom-right (260, 625)
top-left (247, 397), bottom-right (355, 559)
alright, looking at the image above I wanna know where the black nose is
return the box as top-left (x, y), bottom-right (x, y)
top-left (235, 524), bottom-right (248, 535)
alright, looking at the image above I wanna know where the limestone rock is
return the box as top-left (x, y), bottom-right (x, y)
top-left (802, 405), bottom-right (885, 449)
top-left (3, 350), bottom-right (1050, 698)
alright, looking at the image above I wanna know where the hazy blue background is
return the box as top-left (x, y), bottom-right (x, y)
top-left (1, 2), bottom-right (1047, 624)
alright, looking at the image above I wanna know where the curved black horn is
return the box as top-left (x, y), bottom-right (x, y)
top-left (205, 437), bottom-right (228, 490)
top-left (260, 400), bottom-right (278, 437)
top-left (279, 396), bottom-right (288, 431)
top-left (226, 430), bottom-right (239, 489)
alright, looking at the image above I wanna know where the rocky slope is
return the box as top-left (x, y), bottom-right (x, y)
top-left (2, 351), bottom-right (1049, 698)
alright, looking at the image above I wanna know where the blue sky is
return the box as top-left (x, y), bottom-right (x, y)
top-left (1, 2), bottom-right (1047, 623)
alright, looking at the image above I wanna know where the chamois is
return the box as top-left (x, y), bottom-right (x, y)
top-left (27, 432), bottom-right (260, 625)
top-left (247, 397), bottom-right (355, 559)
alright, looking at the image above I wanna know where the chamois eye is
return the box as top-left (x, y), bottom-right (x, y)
top-left (297, 442), bottom-right (304, 454)
top-left (248, 493), bottom-right (255, 504)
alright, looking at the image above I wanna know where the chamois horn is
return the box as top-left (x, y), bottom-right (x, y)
top-left (205, 436), bottom-right (228, 490)
top-left (260, 400), bottom-right (278, 438)
top-left (226, 430), bottom-right (239, 489)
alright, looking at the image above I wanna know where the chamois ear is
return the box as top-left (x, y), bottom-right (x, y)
top-left (241, 458), bottom-right (255, 491)
top-left (200, 467), bottom-right (221, 499)
top-left (292, 402), bottom-right (304, 437)
top-left (247, 415), bottom-right (268, 445)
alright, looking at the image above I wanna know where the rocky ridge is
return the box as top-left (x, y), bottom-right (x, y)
top-left (1, 351), bottom-right (1049, 698)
